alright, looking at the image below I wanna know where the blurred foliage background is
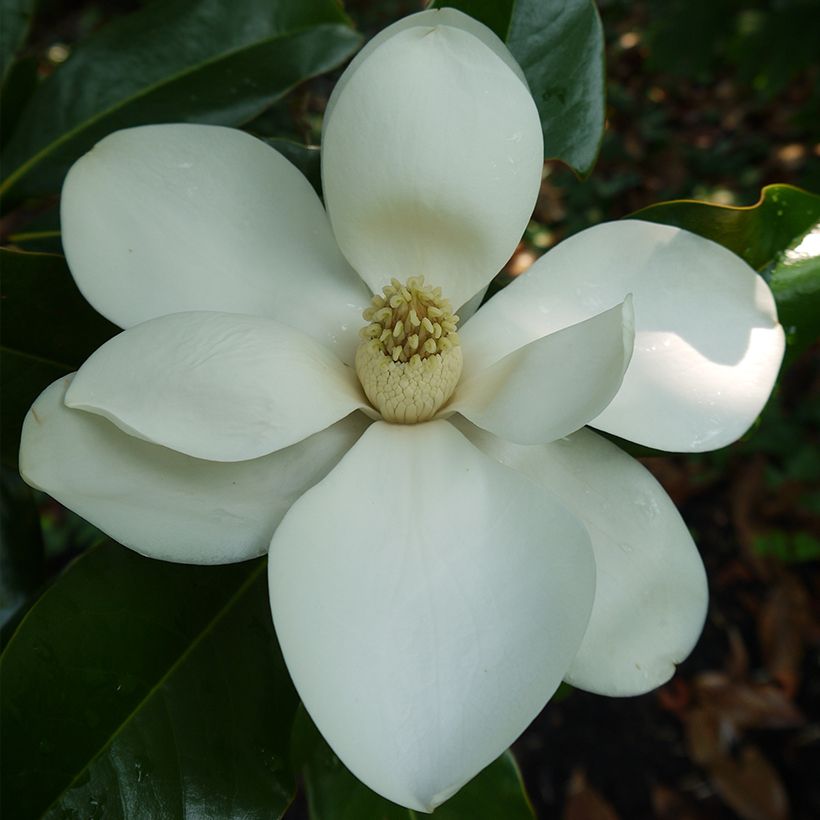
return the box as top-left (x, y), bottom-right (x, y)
top-left (1, 0), bottom-right (819, 818)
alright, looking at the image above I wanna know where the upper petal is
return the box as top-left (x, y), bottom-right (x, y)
top-left (455, 418), bottom-right (708, 696)
top-left (21, 376), bottom-right (371, 564)
top-left (324, 8), bottom-right (528, 130)
top-left (269, 420), bottom-right (594, 811)
top-left (450, 299), bottom-right (633, 444)
top-left (321, 18), bottom-right (543, 310)
top-left (61, 124), bottom-right (372, 363)
top-left (66, 312), bottom-right (367, 462)
top-left (460, 220), bottom-right (785, 451)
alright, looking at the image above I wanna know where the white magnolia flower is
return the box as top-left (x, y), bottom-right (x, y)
top-left (20, 9), bottom-right (784, 812)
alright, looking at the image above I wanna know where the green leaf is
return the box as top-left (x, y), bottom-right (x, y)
top-left (0, 349), bottom-right (65, 469)
top-left (630, 184), bottom-right (820, 270)
top-left (0, 468), bottom-right (44, 636)
top-left (295, 708), bottom-right (535, 819)
top-left (0, 541), bottom-right (299, 819)
top-left (0, 248), bottom-right (118, 368)
top-left (434, 0), bottom-right (605, 175)
top-left (1, 0), bottom-right (361, 201)
top-left (631, 184), bottom-right (820, 355)
top-left (1, 55), bottom-right (38, 148)
top-left (0, 0), bottom-right (36, 86)
top-left (0, 248), bottom-right (119, 466)
top-left (767, 224), bottom-right (820, 355)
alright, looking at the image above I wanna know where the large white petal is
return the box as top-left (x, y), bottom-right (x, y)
top-left (460, 221), bottom-right (785, 451)
top-left (66, 312), bottom-right (366, 462)
top-left (449, 299), bottom-right (633, 444)
top-left (61, 124), bottom-right (371, 363)
top-left (269, 420), bottom-right (594, 811)
top-left (20, 376), bottom-right (371, 564)
top-left (321, 20), bottom-right (543, 310)
top-left (455, 418), bottom-right (708, 696)
top-left (323, 8), bottom-right (528, 130)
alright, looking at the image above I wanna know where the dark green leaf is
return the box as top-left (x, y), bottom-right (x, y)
top-left (1, 55), bottom-right (38, 148)
top-left (0, 348), bottom-right (65, 469)
top-left (0, 248), bottom-right (119, 465)
top-left (0, 0), bottom-right (36, 85)
top-left (630, 184), bottom-right (820, 355)
top-left (295, 708), bottom-right (535, 819)
top-left (1, 542), bottom-right (299, 819)
top-left (434, 0), bottom-right (605, 175)
top-left (0, 468), bottom-right (44, 635)
top-left (630, 184), bottom-right (820, 270)
top-left (767, 225), bottom-right (820, 355)
top-left (1, 0), bottom-right (361, 200)
top-left (1, 248), bottom-right (118, 367)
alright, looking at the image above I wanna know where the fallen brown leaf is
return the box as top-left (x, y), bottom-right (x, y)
top-left (758, 573), bottom-right (811, 698)
top-left (694, 673), bottom-right (804, 730)
top-left (651, 784), bottom-right (708, 820)
top-left (710, 745), bottom-right (789, 820)
top-left (684, 707), bottom-right (724, 768)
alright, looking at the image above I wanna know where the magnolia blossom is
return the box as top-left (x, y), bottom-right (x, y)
top-left (20, 9), bottom-right (784, 812)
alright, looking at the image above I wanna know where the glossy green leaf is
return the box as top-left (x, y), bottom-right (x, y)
top-left (1, 0), bottom-right (360, 200)
top-left (0, 248), bottom-right (119, 467)
top-left (294, 707), bottom-right (535, 819)
top-left (0, 0), bottom-right (36, 85)
top-left (631, 184), bottom-right (820, 354)
top-left (0, 542), bottom-right (299, 819)
top-left (1, 55), bottom-right (38, 148)
top-left (434, 0), bottom-right (605, 175)
top-left (0, 349), bottom-right (65, 469)
top-left (0, 468), bottom-right (44, 636)
top-left (631, 184), bottom-right (820, 270)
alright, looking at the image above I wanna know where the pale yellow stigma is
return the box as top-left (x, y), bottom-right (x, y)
top-left (355, 276), bottom-right (462, 423)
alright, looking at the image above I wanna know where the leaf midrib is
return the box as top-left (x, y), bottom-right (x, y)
top-left (2, 22), bottom-right (350, 195)
top-left (0, 343), bottom-right (74, 372)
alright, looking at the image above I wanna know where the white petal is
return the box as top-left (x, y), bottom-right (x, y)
top-left (321, 21), bottom-right (543, 310)
top-left (324, 8), bottom-right (528, 130)
top-left (61, 124), bottom-right (371, 363)
top-left (455, 418), bottom-right (708, 696)
top-left (66, 312), bottom-right (366, 462)
top-left (449, 299), bottom-right (633, 444)
top-left (20, 376), bottom-right (371, 564)
top-left (269, 420), bottom-right (594, 811)
top-left (460, 221), bottom-right (785, 451)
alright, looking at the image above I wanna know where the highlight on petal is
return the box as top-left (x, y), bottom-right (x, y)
top-left (66, 312), bottom-right (366, 462)
top-left (61, 124), bottom-right (371, 363)
top-left (269, 420), bottom-right (594, 811)
top-left (20, 376), bottom-right (371, 564)
top-left (449, 299), bottom-right (633, 444)
top-left (321, 19), bottom-right (543, 310)
top-left (460, 220), bottom-right (785, 451)
top-left (455, 418), bottom-right (708, 696)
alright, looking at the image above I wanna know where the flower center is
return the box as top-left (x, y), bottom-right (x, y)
top-left (355, 276), bottom-right (462, 423)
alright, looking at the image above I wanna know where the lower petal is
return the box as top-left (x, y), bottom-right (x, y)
top-left (455, 418), bottom-right (708, 696)
top-left (20, 376), bottom-right (370, 564)
top-left (269, 420), bottom-right (594, 811)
